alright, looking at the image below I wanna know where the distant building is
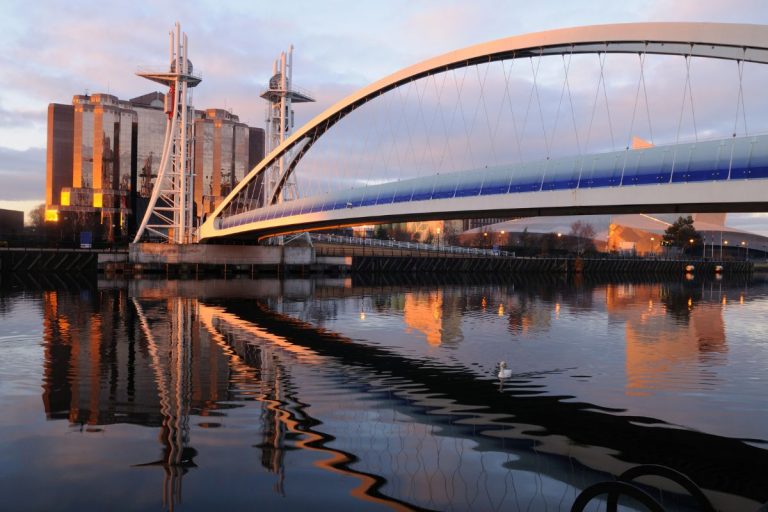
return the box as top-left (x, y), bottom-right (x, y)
top-left (461, 213), bottom-right (768, 257)
top-left (45, 92), bottom-right (265, 241)
top-left (0, 208), bottom-right (24, 240)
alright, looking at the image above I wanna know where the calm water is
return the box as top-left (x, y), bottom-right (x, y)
top-left (1, 273), bottom-right (767, 511)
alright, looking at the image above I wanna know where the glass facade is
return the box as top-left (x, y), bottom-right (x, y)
top-left (194, 118), bottom-right (214, 215)
top-left (72, 96), bottom-right (93, 189)
top-left (193, 109), bottom-right (256, 217)
top-left (133, 105), bottom-right (167, 198)
top-left (46, 91), bottom-right (264, 239)
top-left (233, 124), bottom-right (249, 186)
top-left (45, 104), bottom-right (73, 207)
top-left (117, 110), bottom-right (135, 207)
top-left (217, 117), bottom-right (234, 201)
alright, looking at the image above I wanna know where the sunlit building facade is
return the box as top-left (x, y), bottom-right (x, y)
top-left (130, 92), bottom-right (168, 199)
top-left (45, 92), bottom-right (265, 241)
top-left (194, 109), bottom-right (257, 219)
top-left (45, 103), bottom-right (74, 212)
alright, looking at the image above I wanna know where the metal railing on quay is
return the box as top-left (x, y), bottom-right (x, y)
top-left (310, 234), bottom-right (515, 257)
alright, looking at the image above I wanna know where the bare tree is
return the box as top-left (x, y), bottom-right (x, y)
top-left (569, 220), bottom-right (597, 254)
top-left (27, 203), bottom-right (46, 229)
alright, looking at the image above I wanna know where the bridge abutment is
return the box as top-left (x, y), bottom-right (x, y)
top-left (128, 243), bottom-right (316, 276)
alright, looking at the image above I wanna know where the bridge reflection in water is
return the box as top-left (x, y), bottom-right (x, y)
top-left (36, 275), bottom-right (768, 511)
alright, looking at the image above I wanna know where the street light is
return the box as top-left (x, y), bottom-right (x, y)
top-left (741, 240), bottom-right (748, 261)
top-left (436, 227), bottom-right (441, 250)
top-left (650, 237), bottom-right (655, 255)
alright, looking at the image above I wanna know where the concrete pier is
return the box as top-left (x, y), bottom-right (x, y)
top-left (127, 243), bottom-right (315, 275)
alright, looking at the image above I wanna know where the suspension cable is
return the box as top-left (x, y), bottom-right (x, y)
top-left (640, 49), bottom-right (654, 144)
top-left (733, 54), bottom-right (749, 137)
top-left (548, 53), bottom-right (570, 158)
top-left (599, 48), bottom-right (616, 152)
top-left (501, 55), bottom-right (524, 164)
top-left (687, 49), bottom-right (699, 142)
top-left (562, 48), bottom-right (581, 156)
top-left (531, 50), bottom-right (549, 158)
top-left (433, 67), bottom-right (454, 175)
top-left (478, 56), bottom-right (499, 168)
top-left (675, 55), bottom-right (690, 146)
top-left (584, 53), bottom-right (603, 154)
top-left (627, 53), bottom-right (644, 149)
top-left (466, 62), bottom-right (490, 169)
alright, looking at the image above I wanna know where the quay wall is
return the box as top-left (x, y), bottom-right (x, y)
top-left (0, 245), bottom-right (754, 276)
top-left (351, 256), bottom-right (751, 274)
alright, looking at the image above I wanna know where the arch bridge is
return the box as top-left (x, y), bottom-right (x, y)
top-left (200, 22), bottom-right (768, 241)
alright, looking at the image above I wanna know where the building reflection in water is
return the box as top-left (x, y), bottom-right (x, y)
top-left (604, 283), bottom-right (727, 396)
top-left (36, 278), bottom-right (764, 511)
top-left (40, 287), bottom-right (416, 511)
top-left (402, 291), bottom-right (463, 346)
top-left (42, 290), bottom-right (230, 511)
top-left (131, 297), bottom-right (198, 511)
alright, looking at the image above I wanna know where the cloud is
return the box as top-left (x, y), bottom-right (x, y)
top-left (2, 0), bottom-right (768, 214)
top-left (0, 105), bottom-right (46, 128)
top-left (0, 146), bottom-right (46, 200)
top-left (727, 213), bottom-right (768, 236)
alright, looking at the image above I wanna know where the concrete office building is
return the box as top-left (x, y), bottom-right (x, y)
top-left (45, 92), bottom-right (265, 241)
top-left (194, 109), bottom-right (261, 219)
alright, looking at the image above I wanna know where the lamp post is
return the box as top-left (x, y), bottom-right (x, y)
top-left (436, 227), bottom-right (441, 250)
top-left (650, 237), bottom-right (655, 256)
top-left (483, 231), bottom-right (488, 249)
top-left (741, 240), bottom-right (747, 261)
top-left (723, 240), bottom-right (728, 260)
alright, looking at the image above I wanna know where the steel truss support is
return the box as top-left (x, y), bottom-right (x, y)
top-left (133, 22), bottom-right (201, 244)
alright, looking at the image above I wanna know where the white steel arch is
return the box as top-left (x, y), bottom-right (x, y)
top-left (201, 22), bottom-right (768, 241)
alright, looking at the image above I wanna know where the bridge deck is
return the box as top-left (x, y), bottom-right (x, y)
top-left (206, 135), bottom-right (768, 240)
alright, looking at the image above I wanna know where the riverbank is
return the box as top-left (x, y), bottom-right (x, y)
top-left (1, 244), bottom-right (753, 276)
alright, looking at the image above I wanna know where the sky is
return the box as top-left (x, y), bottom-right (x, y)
top-left (1, 0), bottom-right (768, 231)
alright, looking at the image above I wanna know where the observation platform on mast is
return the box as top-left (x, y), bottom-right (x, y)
top-left (136, 62), bottom-right (203, 88)
top-left (260, 72), bottom-right (315, 103)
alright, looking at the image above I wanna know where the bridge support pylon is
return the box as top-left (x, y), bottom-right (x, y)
top-left (133, 22), bottom-right (201, 244)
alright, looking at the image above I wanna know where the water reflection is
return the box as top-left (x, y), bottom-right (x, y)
top-left (604, 283), bottom-right (728, 396)
top-left (22, 274), bottom-right (768, 511)
top-left (402, 291), bottom-right (464, 346)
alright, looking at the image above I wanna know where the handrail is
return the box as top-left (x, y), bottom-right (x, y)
top-left (309, 233), bottom-right (515, 257)
top-left (608, 464), bottom-right (716, 512)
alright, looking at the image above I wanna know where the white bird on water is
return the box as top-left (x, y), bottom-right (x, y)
top-left (498, 361), bottom-right (513, 379)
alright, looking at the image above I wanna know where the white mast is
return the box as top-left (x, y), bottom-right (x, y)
top-left (133, 22), bottom-right (201, 244)
top-left (261, 45), bottom-right (314, 207)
